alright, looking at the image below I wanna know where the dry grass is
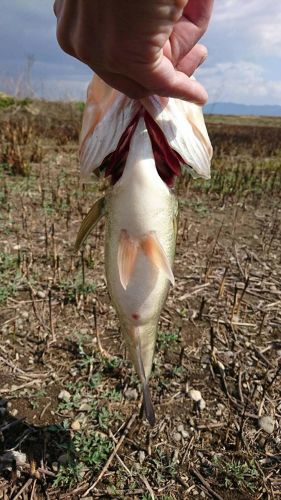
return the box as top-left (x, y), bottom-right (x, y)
top-left (0, 99), bottom-right (280, 499)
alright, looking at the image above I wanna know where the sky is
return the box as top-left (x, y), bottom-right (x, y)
top-left (0, 0), bottom-right (281, 106)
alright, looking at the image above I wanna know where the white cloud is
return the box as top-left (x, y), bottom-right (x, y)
top-left (198, 61), bottom-right (281, 105)
top-left (209, 0), bottom-right (281, 57)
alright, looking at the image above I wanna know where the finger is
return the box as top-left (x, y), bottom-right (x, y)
top-left (166, 0), bottom-right (214, 65)
top-left (53, 0), bottom-right (63, 17)
top-left (176, 44), bottom-right (207, 76)
top-left (157, 71), bottom-right (208, 104)
top-left (138, 56), bottom-right (208, 104)
top-left (55, 0), bottom-right (79, 56)
top-left (182, 0), bottom-right (214, 30)
top-left (96, 69), bottom-right (151, 100)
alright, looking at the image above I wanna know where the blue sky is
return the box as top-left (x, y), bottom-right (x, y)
top-left (1, 0), bottom-right (280, 105)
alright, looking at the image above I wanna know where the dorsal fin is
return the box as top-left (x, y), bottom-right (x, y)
top-left (140, 232), bottom-right (175, 286)
top-left (75, 197), bottom-right (105, 251)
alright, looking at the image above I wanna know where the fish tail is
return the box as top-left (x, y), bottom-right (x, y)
top-left (132, 327), bottom-right (156, 426)
top-left (143, 381), bottom-right (156, 426)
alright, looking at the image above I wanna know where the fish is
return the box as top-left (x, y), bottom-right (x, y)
top-left (75, 76), bottom-right (212, 425)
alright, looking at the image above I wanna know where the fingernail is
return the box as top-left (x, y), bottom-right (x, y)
top-left (199, 52), bottom-right (208, 66)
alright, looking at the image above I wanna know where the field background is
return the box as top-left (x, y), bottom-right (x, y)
top-left (0, 95), bottom-right (280, 499)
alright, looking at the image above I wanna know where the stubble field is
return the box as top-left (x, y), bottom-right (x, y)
top-left (0, 96), bottom-right (280, 499)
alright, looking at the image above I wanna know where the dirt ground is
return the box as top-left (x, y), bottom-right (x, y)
top-left (0, 100), bottom-right (280, 499)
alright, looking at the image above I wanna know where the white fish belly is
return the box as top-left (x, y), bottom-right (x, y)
top-left (105, 181), bottom-right (175, 325)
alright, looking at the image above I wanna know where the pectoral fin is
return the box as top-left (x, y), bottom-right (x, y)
top-left (80, 75), bottom-right (141, 179)
top-left (75, 197), bottom-right (105, 251)
top-left (141, 232), bottom-right (175, 286)
top-left (142, 89), bottom-right (212, 179)
top-left (118, 230), bottom-right (139, 290)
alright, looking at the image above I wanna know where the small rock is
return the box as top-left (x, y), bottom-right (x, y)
top-left (258, 436), bottom-right (266, 447)
top-left (124, 388), bottom-right (138, 401)
top-left (216, 403), bottom-right (225, 417)
top-left (139, 450), bottom-right (145, 464)
top-left (0, 407), bottom-right (6, 417)
top-left (217, 361), bottom-right (225, 371)
top-left (189, 389), bottom-right (202, 402)
top-left (182, 429), bottom-right (189, 439)
top-left (21, 311), bottom-right (29, 319)
top-left (173, 432), bottom-right (182, 442)
top-left (199, 399), bottom-right (206, 411)
top-left (79, 402), bottom-right (91, 412)
top-left (259, 415), bottom-right (275, 434)
top-left (177, 424), bottom-right (184, 433)
top-left (58, 390), bottom-right (71, 402)
top-left (1, 451), bottom-right (27, 467)
top-left (10, 408), bottom-right (18, 417)
top-left (58, 454), bottom-right (69, 465)
top-left (52, 462), bottom-right (59, 472)
top-left (37, 290), bottom-right (46, 299)
top-left (71, 420), bottom-right (81, 431)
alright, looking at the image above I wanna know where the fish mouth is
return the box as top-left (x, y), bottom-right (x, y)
top-left (99, 108), bottom-right (186, 187)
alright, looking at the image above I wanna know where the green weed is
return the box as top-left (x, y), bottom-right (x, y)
top-left (53, 462), bottom-right (85, 489)
top-left (158, 330), bottom-right (180, 348)
top-left (0, 94), bottom-right (15, 108)
top-left (212, 456), bottom-right (259, 492)
top-left (0, 251), bottom-right (20, 303)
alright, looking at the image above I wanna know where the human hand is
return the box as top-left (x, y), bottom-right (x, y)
top-left (54, 0), bottom-right (213, 103)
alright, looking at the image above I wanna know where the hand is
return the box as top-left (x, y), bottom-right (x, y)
top-left (54, 0), bottom-right (213, 103)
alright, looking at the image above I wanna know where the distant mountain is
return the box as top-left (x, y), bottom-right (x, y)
top-left (204, 102), bottom-right (281, 117)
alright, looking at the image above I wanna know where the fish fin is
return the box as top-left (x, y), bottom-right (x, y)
top-left (133, 327), bottom-right (156, 426)
top-left (140, 232), bottom-right (175, 286)
top-left (75, 197), bottom-right (105, 251)
top-left (79, 75), bottom-right (141, 179)
top-left (142, 90), bottom-right (212, 179)
top-left (143, 383), bottom-right (156, 426)
top-left (118, 230), bottom-right (139, 290)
